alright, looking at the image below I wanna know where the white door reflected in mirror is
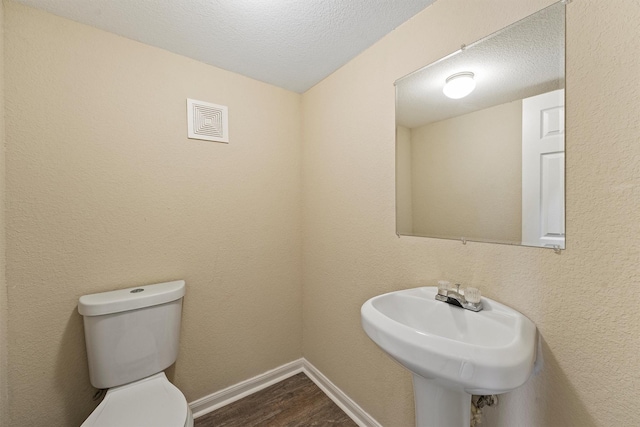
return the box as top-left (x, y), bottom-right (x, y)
top-left (522, 89), bottom-right (566, 249)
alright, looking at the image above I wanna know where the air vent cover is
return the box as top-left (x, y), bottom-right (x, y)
top-left (187, 98), bottom-right (229, 143)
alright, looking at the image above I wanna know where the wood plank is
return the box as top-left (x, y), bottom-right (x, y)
top-left (195, 373), bottom-right (358, 427)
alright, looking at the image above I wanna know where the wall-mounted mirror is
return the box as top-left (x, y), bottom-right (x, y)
top-left (396, 2), bottom-right (565, 249)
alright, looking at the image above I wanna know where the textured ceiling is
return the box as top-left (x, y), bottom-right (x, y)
top-left (396, 2), bottom-right (565, 129)
top-left (14, 0), bottom-right (437, 93)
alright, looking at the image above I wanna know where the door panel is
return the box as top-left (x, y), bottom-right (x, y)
top-left (522, 89), bottom-right (565, 249)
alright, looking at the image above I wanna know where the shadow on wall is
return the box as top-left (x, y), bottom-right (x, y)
top-left (484, 336), bottom-right (597, 427)
top-left (55, 310), bottom-right (99, 426)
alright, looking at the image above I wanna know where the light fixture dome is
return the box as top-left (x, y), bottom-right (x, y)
top-left (443, 72), bottom-right (475, 99)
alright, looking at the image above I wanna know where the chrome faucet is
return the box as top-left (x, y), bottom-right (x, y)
top-left (435, 281), bottom-right (483, 312)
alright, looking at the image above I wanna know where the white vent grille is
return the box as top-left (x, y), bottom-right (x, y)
top-left (187, 98), bottom-right (229, 143)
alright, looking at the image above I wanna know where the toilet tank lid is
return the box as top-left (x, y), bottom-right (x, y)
top-left (78, 280), bottom-right (186, 317)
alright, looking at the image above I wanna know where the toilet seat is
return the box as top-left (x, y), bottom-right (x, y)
top-left (82, 372), bottom-right (189, 427)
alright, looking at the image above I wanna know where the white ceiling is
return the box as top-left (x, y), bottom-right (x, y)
top-left (14, 0), bottom-right (437, 93)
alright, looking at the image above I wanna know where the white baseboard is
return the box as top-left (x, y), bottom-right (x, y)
top-left (188, 358), bottom-right (382, 427)
top-left (189, 359), bottom-right (304, 418)
top-left (301, 359), bottom-right (382, 427)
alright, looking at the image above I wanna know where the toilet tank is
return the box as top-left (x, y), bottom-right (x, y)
top-left (78, 280), bottom-right (186, 389)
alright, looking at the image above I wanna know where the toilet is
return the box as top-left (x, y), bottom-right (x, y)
top-left (78, 280), bottom-right (194, 427)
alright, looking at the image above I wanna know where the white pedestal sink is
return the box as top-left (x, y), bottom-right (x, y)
top-left (361, 287), bottom-right (537, 427)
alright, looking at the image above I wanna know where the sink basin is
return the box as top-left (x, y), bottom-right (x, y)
top-left (361, 287), bottom-right (537, 426)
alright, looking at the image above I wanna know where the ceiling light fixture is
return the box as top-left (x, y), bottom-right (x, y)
top-left (443, 72), bottom-right (476, 99)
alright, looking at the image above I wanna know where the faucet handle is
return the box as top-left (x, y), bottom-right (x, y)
top-left (437, 280), bottom-right (451, 295)
top-left (465, 287), bottom-right (481, 304)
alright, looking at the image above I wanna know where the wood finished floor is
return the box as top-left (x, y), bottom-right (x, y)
top-left (194, 373), bottom-right (358, 427)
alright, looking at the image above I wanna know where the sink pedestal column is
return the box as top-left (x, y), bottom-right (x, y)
top-left (413, 375), bottom-right (471, 427)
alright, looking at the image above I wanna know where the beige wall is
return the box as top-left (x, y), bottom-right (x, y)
top-left (410, 101), bottom-right (522, 243)
top-left (4, 3), bottom-right (303, 426)
top-left (0, 1), bottom-right (7, 426)
top-left (302, 1), bottom-right (640, 427)
top-left (395, 125), bottom-right (413, 235)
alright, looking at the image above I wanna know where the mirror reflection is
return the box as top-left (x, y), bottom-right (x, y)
top-left (396, 2), bottom-right (565, 249)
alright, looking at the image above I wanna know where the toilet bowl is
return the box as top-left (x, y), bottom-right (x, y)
top-left (82, 373), bottom-right (194, 427)
top-left (78, 280), bottom-right (193, 427)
